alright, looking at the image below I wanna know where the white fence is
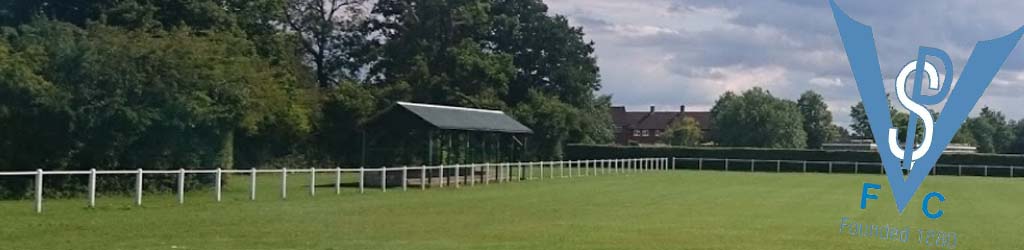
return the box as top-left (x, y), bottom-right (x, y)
top-left (0, 158), bottom-right (670, 213)
top-left (669, 157), bottom-right (1023, 177)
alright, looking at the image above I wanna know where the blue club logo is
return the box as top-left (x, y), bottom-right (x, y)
top-left (830, 0), bottom-right (1024, 214)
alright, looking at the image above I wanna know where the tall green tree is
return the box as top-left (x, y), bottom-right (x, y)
top-left (963, 107), bottom-right (1014, 153)
top-left (797, 91), bottom-right (835, 149)
top-left (365, 0), bottom-right (512, 108)
top-left (849, 97), bottom-right (925, 143)
top-left (0, 20), bottom-right (315, 196)
top-left (362, 0), bottom-right (611, 159)
top-left (490, 0), bottom-right (600, 108)
top-left (661, 117), bottom-right (703, 146)
top-left (491, 0), bottom-right (612, 145)
top-left (1008, 120), bottom-right (1024, 153)
top-left (510, 91), bottom-right (576, 160)
top-left (711, 87), bottom-right (806, 148)
top-left (284, 0), bottom-right (367, 88)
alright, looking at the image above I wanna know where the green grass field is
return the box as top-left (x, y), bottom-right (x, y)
top-left (2, 169), bottom-right (1023, 250)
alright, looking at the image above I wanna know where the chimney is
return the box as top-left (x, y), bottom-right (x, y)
top-left (680, 105), bottom-right (686, 113)
top-left (650, 106), bottom-right (656, 113)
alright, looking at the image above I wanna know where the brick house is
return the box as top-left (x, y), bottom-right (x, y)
top-left (610, 106), bottom-right (713, 145)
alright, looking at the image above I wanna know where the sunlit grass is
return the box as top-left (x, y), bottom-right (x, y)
top-left (1, 169), bottom-right (1022, 249)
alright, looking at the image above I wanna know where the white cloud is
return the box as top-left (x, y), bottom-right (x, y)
top-left (810, 77), bottom-right (843, 87)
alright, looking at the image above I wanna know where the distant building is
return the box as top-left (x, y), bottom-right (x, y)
top-left (610, 105), bottom-right (713, 145)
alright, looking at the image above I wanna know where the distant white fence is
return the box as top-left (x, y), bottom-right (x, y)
top-left (669, 157), bottom-right (1023, 177)
top-left (0, 158), bottom-right (670, 213)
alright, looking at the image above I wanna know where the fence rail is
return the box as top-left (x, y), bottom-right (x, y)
top-left (1, 158), bottom-right (671, 213)
top-left (669, 157), bottom-right (1023, 178)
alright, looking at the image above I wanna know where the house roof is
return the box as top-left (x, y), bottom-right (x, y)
top-left (683, 112), bottom-right (713, 130)
top-left (610, 106), bottom-right (713, 131)
top-left (370, 102), bottom-right (533, 134)
top-left (635, 112), bottom-right (681, 130)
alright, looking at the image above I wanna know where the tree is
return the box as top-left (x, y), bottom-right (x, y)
top-left (0, 20), bottom-right (315, 196)
top-left (1008, 120), bottom-right (1024, 153)
top-left (662, 117), bottom-right (703, 146)
top-left (510, 91), bottom-right (577, 160)
top-left (711, 87), bottom-right (807, 148)
top-left (284, 0), bottom-right (367, 88)
top-left (830, 124), bottom-right (850, 142)
top-left (849, 96), bottom-right (925, 143)
top-left (797, 91), bottom-right (835, 149)
top-left (963, 107), bottom-right (1014, 153)
top-left (490, 0), bottom-right (600, 107)
top-left (849, 102), bottom-right (871, 138)
top-left (362, 0), bottom-right (611, 159)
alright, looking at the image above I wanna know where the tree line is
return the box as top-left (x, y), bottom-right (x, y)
top-left (0, 0), bottom-right (612, 197)
top-left (667, 86), bottom-right (1024, 154)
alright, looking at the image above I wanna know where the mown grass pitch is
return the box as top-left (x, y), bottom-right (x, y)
top-left (2, 170), bottom-right (1023, 249)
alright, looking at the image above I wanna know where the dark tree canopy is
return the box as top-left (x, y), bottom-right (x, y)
top-left (798, 91), bottom-right (835, 149)
top-left (711, 87), bottom-right (806, 149)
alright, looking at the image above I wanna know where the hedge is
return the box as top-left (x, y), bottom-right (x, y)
top-left (565, 144), bottom-right (1024, 166)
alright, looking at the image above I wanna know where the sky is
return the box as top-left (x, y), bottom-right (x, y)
top-left (544, 0), bottom-right (1024, 126)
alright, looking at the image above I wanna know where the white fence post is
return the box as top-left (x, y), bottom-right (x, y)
top-left (561, 160), bottom-right (569, 178)
top-left (590, 160), bottom-right (595, 175)
top-left (776, 160), bottom-right (781, 173)
top-left (420, 165), bottom-right (427, 190)
top-left (282, 168), bottom-right (288, 199)
top-left (584, 160), bottom-right (589, 176)
top-left (540, 162), bottom-right (545, 180)
top-left (251, 168), bottom-right (257, 200)
top-left (35, 169), bottom-right (43, 213)
top-left (574, 160), bottom-right (579, 177)
top-left (829, 162), bottom-right (833, 174)
top-left (549, 162), bottom-right (554, 179)
top-left (751, 159), bottom-right (755, 172)
top-left (518, 162), bottom-right (523, 181)
top-left (381, 167), bottom-right (387, 192)
top-left (178, 168), bottom-right (186, 204)
top-left (309, 167), bottom-right (316, 196)
top-left (699, 158), bottom-right (703, 171)
top-left (454, 164), bottom-right (461, 188)
top-left (500, 163), bottom-right (506, 182)
top-left (135, 168), bottom-right (143, 206)
top-left (358, 167), bottom-right (365, 193)
top-left (215, 168), bottom-right (222, 202)
top-left (581, 160), bottom-right (586, 176)
top-left (470, 164), bottom-right (476, 186)
top-left (440, 165), bottom-right (447, 187)
top-left (88, 168), bottom-right (96, 208)
top-left (725, 159), bottom-right (729, 171)
top-left (528, 162), bottom-right (533, 180)
top-left (402, 166), bottom-right (409, 191)
top-left (335, 167), bottom-right (342, 194)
